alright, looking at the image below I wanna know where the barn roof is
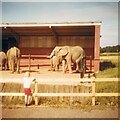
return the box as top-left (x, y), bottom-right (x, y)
top-left (1, 21), bottom-right (102, 36)
top-left (1, 21), bottom-right (102, 27)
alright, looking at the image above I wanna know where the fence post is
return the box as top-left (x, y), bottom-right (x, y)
top-left (92, 79), bottom-right (95, 106)
top-left (29, 54), bottom-right (31, 71)
top-left (70, 85), bottom-right (74, 104)
top-left (34, 81), bottom-right (38, 105)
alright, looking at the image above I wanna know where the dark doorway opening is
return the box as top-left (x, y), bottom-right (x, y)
top-left (2, 37), bottom-right (18, 52)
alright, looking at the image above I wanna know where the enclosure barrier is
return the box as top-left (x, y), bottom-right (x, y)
top-left (20, 55), bottom-right (94, 72)
top-left (20, 54), bottom-right (50, 70)
top-left (0, 78), bottom-right (120, 106)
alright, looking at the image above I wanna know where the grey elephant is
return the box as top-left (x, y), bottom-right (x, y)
top-left (50, 46), bottom-right (63, 71)
top-left (50, 46), bottom-right (86, 73)
top-left (50, 55), bottom-right (63, 71)
top-left (0, 51), bottom-right (7, 70)
top-left (7, 46), bottom-right (20, 73)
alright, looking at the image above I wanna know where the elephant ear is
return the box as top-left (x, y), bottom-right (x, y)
top-left (58, 48), bottom-right (68, 57)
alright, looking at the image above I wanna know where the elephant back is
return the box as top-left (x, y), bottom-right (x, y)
top-left (8, 47), bottom-right (20, 58)
top-left (70, 46), bottom-right (85, 62)
top-left (0, 51), bottom-right (7, 62)
top-left (50, 46), bottom-right (63, 58)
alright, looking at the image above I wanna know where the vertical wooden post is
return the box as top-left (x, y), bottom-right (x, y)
top-left (70, 85), bottom-right (74, 104)
top-left (35, 81), bottom-right (38, 105)
top-left (92, 80), bottom-right (95, 106)
top-left (94, 25), bottom-right (100, 72)
top-left (90, 56), bottom-right (92, 72)
top-left (59, 85), bottom-right (63, 102)
top-left (28, 54), bottom-right (31, 71)
top-left (37, 64), bottom-right (39, 69)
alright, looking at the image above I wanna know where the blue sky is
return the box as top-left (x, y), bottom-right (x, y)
top-left (1, 2), bottom-right (119, 47)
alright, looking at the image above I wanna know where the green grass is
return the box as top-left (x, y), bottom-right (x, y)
top-left (96, 67), bottom-right (118, 78)
top-left (96, 53), bottom-right (119, 78)
top-left (95, 81), bottom-right (119, 106)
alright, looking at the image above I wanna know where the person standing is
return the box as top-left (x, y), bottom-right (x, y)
top-left (23, 72), bottom-right (36, 106)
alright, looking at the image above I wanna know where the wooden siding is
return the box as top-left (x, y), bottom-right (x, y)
top-left (58, 36), bottom-right (94, 48)
top-left (19, 36), bottom-right (94, 48)
top-left (19, 36), bottom-right (56, 48)
top-left (20, 47), bottom-right (53, 55)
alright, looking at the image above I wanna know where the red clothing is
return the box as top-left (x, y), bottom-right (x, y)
top-left (24, 88), bottom-right (32, 96)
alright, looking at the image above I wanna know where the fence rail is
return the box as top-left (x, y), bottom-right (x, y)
top-left (0, 78), bottom-right (120, 106)
top-left (0, 93), bottom-right (119, 97)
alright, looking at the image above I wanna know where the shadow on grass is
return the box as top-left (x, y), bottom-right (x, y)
top-left (100, 61), bottom-right (116, 71)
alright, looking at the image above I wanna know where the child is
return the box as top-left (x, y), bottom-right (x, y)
top-left (23, 72), bottom-right (36, 106)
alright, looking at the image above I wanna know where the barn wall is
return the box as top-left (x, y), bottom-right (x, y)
top-left (19, 36), bottom-right (94, 57)
top-left (58, 36), bottom-right (94, 48)
top-left (19, 36), bottom-right (56, 48)
top-left (19, 36), bottom-right (94, 48)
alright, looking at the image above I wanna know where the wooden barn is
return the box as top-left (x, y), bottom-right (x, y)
top-left (1, 22), bottom-right (101, 72)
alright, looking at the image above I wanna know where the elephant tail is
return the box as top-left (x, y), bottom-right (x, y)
top-left (75, 55), bottom-right (83, 63)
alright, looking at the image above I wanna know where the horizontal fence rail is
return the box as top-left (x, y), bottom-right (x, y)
top-left (0, 93), bottom-right (120, 97)
top-left (0, 78), bottom-right (120, 106)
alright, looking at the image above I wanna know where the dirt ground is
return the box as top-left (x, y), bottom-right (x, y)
top-left (0, 67), bottom-right (84, 85)
top-left (2, 107), bottom-right (119, 118)
top-left (0, 68), bottom-right (119, 119)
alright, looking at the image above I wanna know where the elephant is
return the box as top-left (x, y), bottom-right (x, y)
top-left (0, 51), bottom-right (7, 70)
top-left (50, 55), bottom-right (63, 71)
top-left (50, 46), bottom-right (63, 71)
top-left (7, 46), bottom-right (20, 73)
top-left (50, 46), bottom-right (86, 73)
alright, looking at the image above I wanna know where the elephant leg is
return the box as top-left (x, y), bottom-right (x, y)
top-left (82, 57), bottom-right (86, 73)
top-left (50, 58), bottom-right (54, 71)
top-left (67, 61), bottom-right (72, 74)
top-left (8, 61), bottom-right (11, 70)
top-left (16, 59), bottom-right (20, 73)
top-left (55, 64), bottom-right (59, 71)
top-left (5, 61), bottom-right (7, 70)
top-left (11, 62), bottom-right (14, 73)
top-left (51, 63), bottom-right (55, 71)
top-left (52, 65), bottom-right (55, 71)
top-left (62, 60), bottom-right (66, 73)
top-left (49, 64), bottom-right (52, 71)
top-left (0, 63), bottom-right (2, 70)
top-left (62, 60), bottom-right (68, 73)
top-left (51, 64), bottom-right (55, 71)
top-left (65, 62), bottom-right (68, 72)
top-left (52, 61), bottom-right (55, 71)
top-left (75, 55), bottom-right (83, 72)
top-left (76, 62), bottom-right (81, 73)
top-left (68, 65), bottom-right (72, 73)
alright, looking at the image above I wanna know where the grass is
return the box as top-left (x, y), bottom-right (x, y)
top-left (96, 67), bottom-right (118, 78)
top-left (96, 53), bottom-right (119, 78)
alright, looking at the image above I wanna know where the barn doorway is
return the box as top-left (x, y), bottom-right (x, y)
top-left (2, 37), bottom-right (18, 52)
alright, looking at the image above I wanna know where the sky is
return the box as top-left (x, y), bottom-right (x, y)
top-left (1, 1), bottom-right (119, 47)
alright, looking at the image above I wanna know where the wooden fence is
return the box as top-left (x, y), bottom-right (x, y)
top-left (20, 54), bottom-right (94, 72)
top-left (0, 78), bottom-right (120, 106)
